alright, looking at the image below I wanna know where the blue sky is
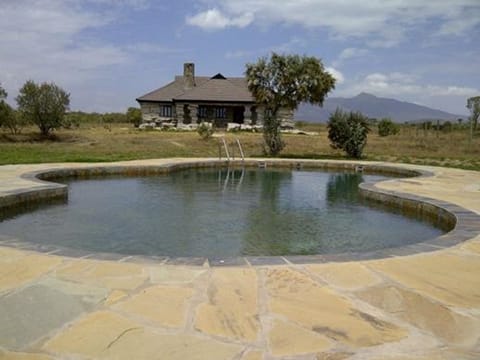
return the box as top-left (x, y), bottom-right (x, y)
top-left (1, 0), bottom-right (479, 115)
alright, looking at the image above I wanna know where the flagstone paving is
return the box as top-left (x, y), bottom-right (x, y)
top-left (0, 159), bottom-right (479, 359)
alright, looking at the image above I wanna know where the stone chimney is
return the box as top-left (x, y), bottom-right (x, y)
top-left (183, 63), bottom-right (195, 90)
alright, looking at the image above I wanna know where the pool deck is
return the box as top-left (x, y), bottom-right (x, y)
top-left (0, 158), bottom-right (479, 360)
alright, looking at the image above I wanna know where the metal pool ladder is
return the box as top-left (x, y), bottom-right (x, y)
top-left (218, 138), bottom-right (245, 162)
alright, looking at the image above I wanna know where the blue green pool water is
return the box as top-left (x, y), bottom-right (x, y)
top-left (0, 168), bottom-right (444, 257)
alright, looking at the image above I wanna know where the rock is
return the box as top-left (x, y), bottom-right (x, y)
top-left (138, 123), bottom-right (155, 130)
top-left (227, 123), bottom-right (241, 132)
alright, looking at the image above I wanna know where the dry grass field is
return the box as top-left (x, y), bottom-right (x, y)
top-left (0, 123), bottom-right (479, 170)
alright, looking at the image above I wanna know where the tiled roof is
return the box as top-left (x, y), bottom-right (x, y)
top-left (136, 75), bottom-right (254, 103)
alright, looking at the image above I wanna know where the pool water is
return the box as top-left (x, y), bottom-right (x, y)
top-left (0, 168), bottom-right (444, 257)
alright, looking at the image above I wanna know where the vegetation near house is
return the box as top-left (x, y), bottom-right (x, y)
top-left (378, 117), bottom-right (400, 137)
top-left (245, 53), bottom-right (336, 155)
top-left (197, 121), bottom-right (214, 140)
top-left (327, 108), bottom-right (370, 159)
top-left (126, 107), bottom-right (142, 127)
top-left (16, 80), bottom-right (70, 137)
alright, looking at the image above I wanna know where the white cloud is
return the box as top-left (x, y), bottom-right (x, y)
top-left (187, 1), bottom-right (480, 46)
top-left (186, 8), bottom-right (253, 30)
top-left (0, 0), bottom-right (180, 111)
top-left (325, 67), bottom-right (345, 85)
top-left (342, 72), bottom-right (478, 98)
top-left (337, 72), bottom-right (478, 114)
top-left (338, 48), bottom-right (369, 61)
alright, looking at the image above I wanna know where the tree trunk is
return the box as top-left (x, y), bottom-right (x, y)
top-left (263, 107), bottom-right (285, 156)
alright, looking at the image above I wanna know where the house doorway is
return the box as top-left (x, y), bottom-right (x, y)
top-left (233, 107), bottom-right (244, 124)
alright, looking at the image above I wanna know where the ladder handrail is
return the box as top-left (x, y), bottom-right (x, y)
top-left (218, 137), bottom-right (230, 161)
top-left (236, 138), bottom-right (245, 161)
top-left (218, 137), bottom-right (244, 162)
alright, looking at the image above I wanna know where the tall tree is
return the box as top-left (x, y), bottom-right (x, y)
top-left (0, 82), bottom-right (17, 134)
top-left (467, 96), bottom-right (480, 132)
top-left (0, 83), bottom-right (7, 100)
top-left (245, 53), bottom-right (335, 155)
top-left (16, 80), bottom-right (70, 136)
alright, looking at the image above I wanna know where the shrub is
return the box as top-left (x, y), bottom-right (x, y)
top-left (441, 121), bottom-right (452, 132)
top-left (327, 108), bottom-right (370, 158)
top-left (126, 107), bottom-right (142, 127)
top-left (197, 121), bottom-right (214, 140)
top-left (378, 117), bottom-right (399, 136)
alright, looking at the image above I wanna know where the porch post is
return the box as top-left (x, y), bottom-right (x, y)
top-left (175, 103), bottom-right (184, 125)
top-left (190, 103), bottom-right (199, 124)
top-left (244, 106), bottom-right (252, 125)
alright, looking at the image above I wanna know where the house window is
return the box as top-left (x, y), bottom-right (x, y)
top-left (160, 105), bottom-right (172, 117)
top-left (214, 107), bottom-right (226, 119)
top-left (198, 106), bottom-right (208, 119)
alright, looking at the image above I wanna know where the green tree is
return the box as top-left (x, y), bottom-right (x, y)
top-left (378, 117), bottom-right (399, 136)
top-left (327, 108), bottom-right (370, 158)
top-left (16, 80), bottom-right (70, 136)
top-left (0, 83), bottom-right (24, 134)
top-left (0, 83), bottom-right (6, 100)
top-left (245, 53), bottom-right (335, 155)
top-left (467, 96), bottom-right (480, 131)
top-left (126, 107), bottom-right (142, 127)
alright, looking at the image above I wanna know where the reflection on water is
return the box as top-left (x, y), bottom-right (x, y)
top-left (0, 168), bottom-right (444, 257)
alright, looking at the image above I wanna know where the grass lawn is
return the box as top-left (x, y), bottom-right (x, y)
top-left (0, 123), bottom-right (479, 171)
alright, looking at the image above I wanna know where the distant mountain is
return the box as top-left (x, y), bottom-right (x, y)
top-left (294, 92), bottom-right (465, 123)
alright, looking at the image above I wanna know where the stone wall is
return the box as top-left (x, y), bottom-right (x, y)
top-left (139, 102), bottom-right (174, 124)
top-left (139, 101), bottom-right (294, 129)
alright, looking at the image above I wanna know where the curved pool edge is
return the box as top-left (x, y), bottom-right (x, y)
top-left (1, 158), bottom-right (480, 266)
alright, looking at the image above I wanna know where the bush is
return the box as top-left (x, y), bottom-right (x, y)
top-left (441, 121), bottom-right (452, 132)
top-left (197, 121), bottom-right (214, 140)
top-left (378, 117), bottom-right (399, 136)
top-left (126, 107), bottom-right (142, 127)
top-left (327, 108), bottom-right (370, 158)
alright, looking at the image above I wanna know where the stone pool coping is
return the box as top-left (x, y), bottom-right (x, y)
top-left (1, 158), bottom-right (479, 266)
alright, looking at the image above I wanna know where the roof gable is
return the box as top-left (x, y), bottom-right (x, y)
top-left (174, 77), bottom-right (254, 102)
top-left (136, 74), bottom-right (253, 103)
top-left (211, 73), bottom-right (227, 80)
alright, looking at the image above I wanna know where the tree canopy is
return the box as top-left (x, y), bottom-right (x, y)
top-left (467, 96), bottom-right (480, 131)
top-left (0, 83), bottom-right (7, 100)
top-left (16, 80), bottom-right (70, 136)
top-left (245, 53), bottom-right (335, 155)
top-left (0, 82), bottom-right (18, 134)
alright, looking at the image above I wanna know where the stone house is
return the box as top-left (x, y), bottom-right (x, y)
top-left (136, 63), bottom-right (294, 128)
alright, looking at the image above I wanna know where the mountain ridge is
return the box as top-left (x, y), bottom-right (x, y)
top-left (294, 93), bottom-right (465, 123)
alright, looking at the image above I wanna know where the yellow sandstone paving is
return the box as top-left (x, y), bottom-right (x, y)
top-left (149, 265), bottom-right (206, 284)
top-left (55, 259), bottom-right (147, 290)
top-left (460, 236), bottom-right (480, 254)
top-left (0, 252), bottom-right (62, 292)
top-left (43, 311), bottom-right (242, 360)
top-left (315, 351), bottom-right (354, 360)
top-left (307, 262), bottom-right (382, 290)
top-left (0, 351), bottom-right (53, 360)
top-left (356, 284), bottom-right (480, 346)
top-left (367, 252), bottom-right (480, 308)
top-left (268, 320), bottom-right (331, 356)
top-left (104, 289), bottom-right (128, 306)
top-left (195, 267), bottom-right (260, 342)
top-left (264, 268), bottom-right (408, 347)
top-left (114, 285), bottom-right (194, 327)
top-left (241, 350), bottom-right (263, 360)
